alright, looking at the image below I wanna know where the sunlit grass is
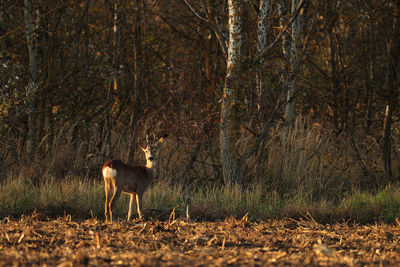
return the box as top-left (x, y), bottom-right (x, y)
top-left (0, 175), bottom-right (280, 220)
top-left (1, 173), bottom-right (399, 223)
top-left (1, 118), bottom-right (399, 223)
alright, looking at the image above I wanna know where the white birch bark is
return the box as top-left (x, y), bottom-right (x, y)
top-left (220, 0), bottom-right (242, 185)
top-left (283, 0), bottom-right (307, 139)
top-left (256, 0), bottom-right (271, 99)
top-left (255, 0), bottom-right (271, 170)
top-left (285, 0), bottom-right (302, 130)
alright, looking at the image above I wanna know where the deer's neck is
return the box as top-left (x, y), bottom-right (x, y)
top-left (146, 160), bottom-right (156, 178)
top-left (146, 159), bottom-right (155, 169)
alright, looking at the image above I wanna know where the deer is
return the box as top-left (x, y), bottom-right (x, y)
top-left (102, 135), bottom-right (165, 223)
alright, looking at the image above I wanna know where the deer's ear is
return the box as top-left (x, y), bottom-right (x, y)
top-left (139, 145), bottom-right (146, 153)
top-left (155, 137), bottom-right (165, 147)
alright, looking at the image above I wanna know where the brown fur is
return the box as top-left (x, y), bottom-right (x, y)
top-left (102, 136), bottom-right (164, 222)
top-left (102, 159), bottom-right (154, 222)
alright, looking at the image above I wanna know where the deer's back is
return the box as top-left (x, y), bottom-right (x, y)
top-left (102, 159), bottom-right (152, 195)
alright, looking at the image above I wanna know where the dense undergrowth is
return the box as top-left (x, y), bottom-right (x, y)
top-left (1, 119), bottom-right (400, 223)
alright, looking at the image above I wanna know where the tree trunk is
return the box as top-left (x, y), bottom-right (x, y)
top-left (283, 0), bottom-right (307, 139)
top-left (220, 0), bottom-right (242, 185)
top-left (24, 0), bottom-right (39, 157)
top-left (83, 0), bottom-right (91, 79)
top-left (0, 0), bottom-right (7, 60)
top-left (285, 0), bottom-right (301, 127)
top-left (279, 0), bottom-right (290, 142)
top-left (256, 0), bottom-right (271, 100)
top-left (364, 23), bottom-right (375, 135)
top-left (329, 16), bottom-right (340, 130)
top-left (126, 0), bottom-right (142, 162)
top-left (279, 0), bottom-right (291, 63)
top-left (256, 0), bottom-right (271, 169)
top-left (112, 0), bottom-right (121, 112)
top-left (383, 104), bottom-right (393, 181)
top-left (100, 0), bottom-right (121, 159)
top-left (382, 0), bottom-right (400, 182)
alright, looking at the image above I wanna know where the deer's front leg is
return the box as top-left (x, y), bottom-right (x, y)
top-left (136, 193), bottom-right (143, 219)
top-left (127, 193), bottom-right (136, 221)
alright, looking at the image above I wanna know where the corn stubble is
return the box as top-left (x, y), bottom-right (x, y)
top-left (0, 215), bottom-right (399, 266)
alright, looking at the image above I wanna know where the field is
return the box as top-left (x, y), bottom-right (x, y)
top-left (1, 215), bottom-right (400, 266)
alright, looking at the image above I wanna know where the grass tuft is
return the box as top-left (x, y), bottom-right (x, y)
top-left (1, 174), bottom-right (400, 223)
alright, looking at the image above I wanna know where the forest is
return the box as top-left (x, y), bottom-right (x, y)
top-left (1, 0), bottom-right (400, 222)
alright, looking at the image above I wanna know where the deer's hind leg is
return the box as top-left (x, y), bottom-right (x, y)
top-left (104, 180), bottom-right (113, 222)
top-left (109, 181), bottom-right (122, 223)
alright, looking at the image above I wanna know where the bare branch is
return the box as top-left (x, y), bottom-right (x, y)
top-left (182, 0), bottom-right (210, 22)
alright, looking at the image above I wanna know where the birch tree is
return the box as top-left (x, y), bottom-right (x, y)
top-left (280, 0), bottom-right (307, 139)
top-left (256, 0), bottom-right (271, 99)
top-left (24, 0), bottom-right (39, 156)
top-left (255, 0), bottom-right (271, 169)
top-left (285, 0), bottom-right (303, 128)
top-left (220, 0), bottom-right (242, 185)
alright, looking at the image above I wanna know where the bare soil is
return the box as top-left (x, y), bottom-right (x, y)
top-left (1, 215), bottom-right (400, 266)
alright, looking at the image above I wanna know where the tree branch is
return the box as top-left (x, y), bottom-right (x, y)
top-left (182, 0), bottom-right (210, 22)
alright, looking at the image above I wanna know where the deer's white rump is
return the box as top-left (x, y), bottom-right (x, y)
top-left (102, 136), bottom-right (164, 223)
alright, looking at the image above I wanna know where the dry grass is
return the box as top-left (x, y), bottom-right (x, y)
top-left (1, 117), bottom-right (399, 223)
top-left (1, 172), bottom-right (400, 223)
